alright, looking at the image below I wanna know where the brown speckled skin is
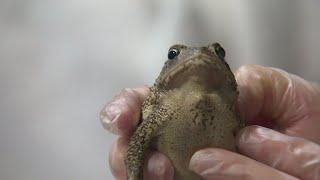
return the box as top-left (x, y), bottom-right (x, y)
top-left (125, 44), bottom-right (244, 180)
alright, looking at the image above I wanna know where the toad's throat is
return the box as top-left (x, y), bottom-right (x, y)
top-left (160, 54), bottom-right (220, 85)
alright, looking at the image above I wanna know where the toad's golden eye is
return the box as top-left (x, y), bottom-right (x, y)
top-left (168, 48), bottom-right (180, 60)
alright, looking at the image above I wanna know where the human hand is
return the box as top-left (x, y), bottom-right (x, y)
top-left (189, 65), bottom-right (320, 180)
top-left (100, 65), bottom-right (320, 180)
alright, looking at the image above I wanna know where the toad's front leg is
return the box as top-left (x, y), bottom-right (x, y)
top-left (125, 107), bottom-right (169, 180)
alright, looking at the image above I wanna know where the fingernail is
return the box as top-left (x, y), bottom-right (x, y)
top-left (147, 153), bottom-right (174, 180)
top-left (100, 100), bottom-right (124, 135)
top-left (100, 88), bottom-right (137, 126)
top-left (189, 149), bottom-right (223, 175)
top-left (100, 102), bottom-right (121, 123)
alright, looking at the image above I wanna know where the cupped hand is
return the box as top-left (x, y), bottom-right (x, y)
top-left (100, 65), bottom-right (320, 180)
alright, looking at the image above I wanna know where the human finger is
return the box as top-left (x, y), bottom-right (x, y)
top-left (100, 86), bottom-right (149, 136)
top-left (108, 137), bottom-right (174, 180)
top-left (235, 65), bottom-right (320, 143)
top-left (237, 125), bottom-right (320, 180)
top-left (189, 148), bottom-right (298, 180)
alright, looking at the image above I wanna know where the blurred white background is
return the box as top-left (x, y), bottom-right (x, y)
top-left (0, 0), bottom-right (319, 179)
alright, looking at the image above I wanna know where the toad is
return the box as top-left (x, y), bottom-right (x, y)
top-left (125, 43), bottom-right (244, 180)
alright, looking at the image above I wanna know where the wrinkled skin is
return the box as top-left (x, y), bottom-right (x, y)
top-left (123, 43), bottom-right (243, 180)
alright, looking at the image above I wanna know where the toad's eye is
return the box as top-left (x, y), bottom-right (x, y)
top-left (214, 43), bottom-right (225, 60)
top-left (168, 48), bottom-right (180, 60)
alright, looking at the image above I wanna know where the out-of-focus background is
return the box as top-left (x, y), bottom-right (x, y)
top-left (0, 0), bottom-right (319, 179)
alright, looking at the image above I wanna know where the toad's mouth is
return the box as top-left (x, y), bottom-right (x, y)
top-left (160, 54), bottom-right (222, 85)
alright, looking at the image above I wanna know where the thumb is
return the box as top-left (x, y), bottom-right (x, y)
top-left (189, 148), bottom-right (297, 180)
top-left (235, 65), bottom-right (320, 143)
top-left (237, 125), bottom-right (320, 180)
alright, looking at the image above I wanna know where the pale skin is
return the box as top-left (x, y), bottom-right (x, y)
top-left (100, 65), bottom-right (320, 180)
